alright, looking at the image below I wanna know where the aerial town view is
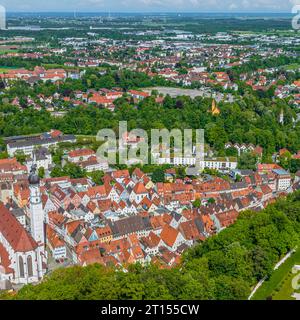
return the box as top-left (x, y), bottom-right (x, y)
top-left (0, 0), bottom-right (299, 311)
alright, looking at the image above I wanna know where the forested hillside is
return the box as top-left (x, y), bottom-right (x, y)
top-left (2, 191), bottom-right (300, 300)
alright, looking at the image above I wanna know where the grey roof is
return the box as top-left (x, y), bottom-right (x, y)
top-left (230, 182), bottom-right (247, 190)
top-left (272, 169), bottom-right (290, 176)
top-left (239, 169), bottom-right (254, 176)
top-left (194, 217), bottom-right (205, 234)
top-left (33, 147), bottom-right (51, 160)
top-left (170, 211), bottom-right (182, 222)
top-left (108, 215), bottom-right (152, 237)
top-left (11, 208), bottom-right (26, 218)
top-left (7, 134), bottom-right (76, 149)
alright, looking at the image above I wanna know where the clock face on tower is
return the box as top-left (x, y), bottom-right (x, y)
top-left (30, 186), bottom-right (41, 204)
top-left (31, 197), bottom-right (41, 204)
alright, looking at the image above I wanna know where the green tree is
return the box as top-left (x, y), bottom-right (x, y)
top-left (38, 167), bottom-right (45, 179)
top-left (151, 168), bottom-right (165, 183)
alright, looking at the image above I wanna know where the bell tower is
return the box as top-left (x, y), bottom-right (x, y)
top-left (29, 165), bottom-right (45, 245)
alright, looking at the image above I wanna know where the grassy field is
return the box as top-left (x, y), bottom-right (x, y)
top-left (0, 49), bottom-right (18, 55)
top-left (252, 246), bottom-right (300, 300)
top-left (0, 66), bottom-right (18, 73)
top-left (282, 63), bottom-right (300, 71)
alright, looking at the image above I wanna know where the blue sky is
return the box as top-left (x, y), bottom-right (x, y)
top-left (0, 0), bottom-right (296, 12)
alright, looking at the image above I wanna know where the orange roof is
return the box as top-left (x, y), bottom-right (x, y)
top-left (0, 242), bottom-right (14, 274)
top-left (0, 158), bottom-right (27, 173)
top-left (201, 214), bottom-right (214, 231)
top-left (46, 226), bottom-right (65, 248)
top-left (217, 209), bottom-right (239, 228)
top-left (293, 80), bottom-right (300, 87)
top-left (257, 163), bottom-right (282, 172)
top-left (150, 215), bottom-right (165, 229)
top-left (96, 226), bottom-right (112, 238)
top-left (68, 148), bottom-right (95, 158)
top-left (141, 231), bottom-right (161, 248)
top-left (48, 211), bottom-right (65, 227)
top-left (87, 185), bottom-right (108, 198)
top-left (132, 168), bottom-right (145, 179)
top-left (133, 182), bottom-right (148, 195)
top-left (79, 248), bottom-right (104, 266)
top-left (0, 202), bottom-right (38, 252)
top-left (112, 170), bottom-right (130, 179)
top-left (160, 224), bottom-right (179, 247)
top-left (128, 90), bottom-right (149, 97)
top-left (65, 220), bottom-right (84, 235)
top-left (179, 220), bottom-right (201, 241)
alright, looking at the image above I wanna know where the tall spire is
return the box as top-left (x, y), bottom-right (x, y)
top-left (29, 165), bottom-right (45, 245)
top-left (211, 99), bottom-right (220, 116)
top-left (279, 109), bottom-right (284, 125)
top-left (28, 164), bottom-right (40, 185)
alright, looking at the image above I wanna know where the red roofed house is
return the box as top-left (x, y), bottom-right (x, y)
top-left (0, 158), bottom-right (27, 175)
top-left (160, 224), bottom-right (185, 252)
top-left (257, 163), bottom-right (282, 174)
top-left (68, 148), bottom-right (95, 163)
top-left (128, 90), bottom-right (149, 100)
top-left (46, 226), bottom-right (67, 261)
top-left (130, 182), bottom-right (148, 204)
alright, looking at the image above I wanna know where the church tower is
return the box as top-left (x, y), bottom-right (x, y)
top-left (279, 109), bottom-right (284, 125)
top-left (211, 99), bottom-right (220, 116)
top-left (29, 165), bottom-right (45, 245)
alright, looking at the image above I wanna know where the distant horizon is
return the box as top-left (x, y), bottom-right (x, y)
top-left (0, 0), bottom-right (294, 14)
top-left (4, 11), bottom-right (293, 15)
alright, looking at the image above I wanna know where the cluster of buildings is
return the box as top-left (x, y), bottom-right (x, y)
top-left (0, 66), bottom-right (81, 84)
top-left (5, 130), bottom-right (76, 157)
top-left (0, 141), bottom-right (298, 289)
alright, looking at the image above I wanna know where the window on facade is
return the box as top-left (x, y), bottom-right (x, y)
top-left (27, 255), bottom-right (33, 277)
top-left (19, 256), bottom-right (25, 278)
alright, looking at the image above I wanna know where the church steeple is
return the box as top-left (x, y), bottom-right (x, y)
top-left (279, 109), bottom-right (284, 125)
top-left (29, 165), bottom-right (45, 245)
top-left (211, 99), bottom-right (220, 116)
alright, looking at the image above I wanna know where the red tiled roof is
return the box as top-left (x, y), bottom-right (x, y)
top-left (0, 202), bottom-right (38, 252)
top-left (0, 242), bottom-right (14, 274)
top-left (79, 248), bottom-right (104, 266)
top-left (133, 182), bottom-right (148, 195)
top-left (0, 158), bottom-right (27, 173)
top-left (112, 170), bottom-right (130, 179)
top-left (46, 226), bottom-right (65, 249)
top-left (68, 148), bottom-right (95, 158)
top-left (160, 224), bottom-right (179, 247)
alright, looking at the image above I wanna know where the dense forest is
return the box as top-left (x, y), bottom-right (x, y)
top-left (1, 191), bottom-right (299, 300)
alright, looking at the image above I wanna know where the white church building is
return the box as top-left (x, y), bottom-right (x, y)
top-left (0, 166), bottom-right (47, 289)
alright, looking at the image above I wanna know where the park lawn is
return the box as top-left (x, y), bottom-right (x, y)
top-left (252, 246), bottom-right (300, 300)
top-left (272, 271), bottom-right (296, 300)
top-left (0, 66), bottom-right (19, 73)
top-left (42, 63), bottom-right (77, 71)
top-left (0, 49), bottom-right (17, 55)
top-left (282, 63), bottom-right (300, 71)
